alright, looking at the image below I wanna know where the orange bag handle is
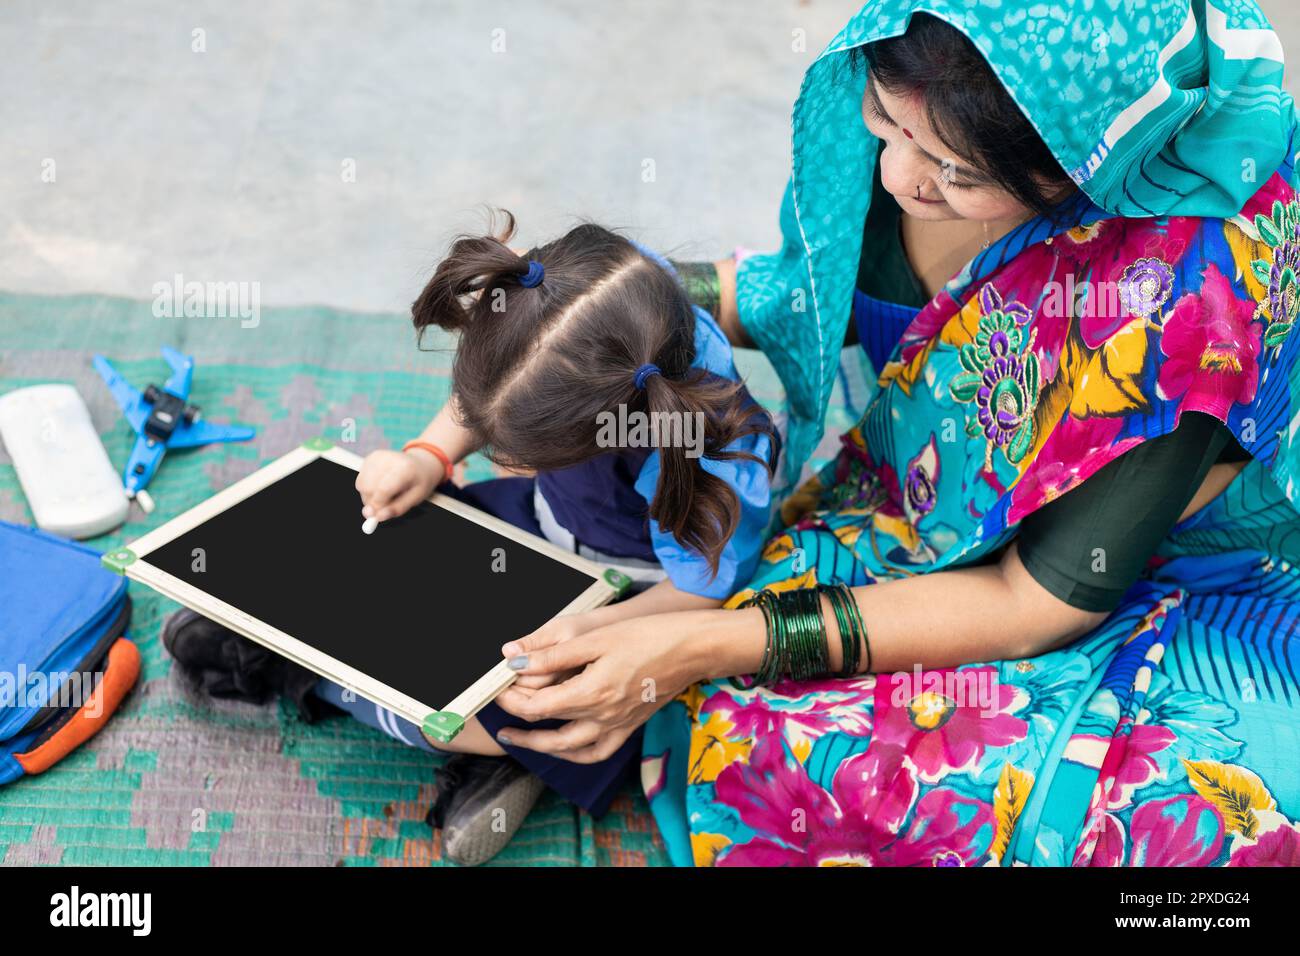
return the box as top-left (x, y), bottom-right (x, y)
top-left (14, 637), bottom-right (140, 775)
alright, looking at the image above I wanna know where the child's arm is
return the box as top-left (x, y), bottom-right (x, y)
top-left (587, 579), bottom-right (721, 626)
top-left (524, 580), bottom-right (719, 652)
top-left (409, 395), bottom-right (480, 467)
top-left (355, 397), bottom-right (481, 521)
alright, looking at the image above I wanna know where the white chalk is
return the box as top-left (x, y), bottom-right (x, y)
top-left (361, 516), bottom-right (379, 535)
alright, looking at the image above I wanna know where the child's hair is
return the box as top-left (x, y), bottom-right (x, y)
top-left (412, 210), bottom-right (776, 576)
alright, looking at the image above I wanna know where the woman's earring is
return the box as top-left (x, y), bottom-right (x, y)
top-left (982, 221), bottom-right (991, 250)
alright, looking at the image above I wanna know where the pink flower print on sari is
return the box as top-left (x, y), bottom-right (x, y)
top-left (1128, 795), bottom-right (1226, 866)
top-left (877, 789), bottom-right (997, 867)
top-left (714, 739), bottom-right (994, 866)
top-left (872, 667), bottom-right (1029, 784)
top-left (1228, 818), bottom-right (1300, 866)
top-left (1086, 794), bottom-right (1232, 866)
top-left (1074, 216), bottom-right (1199, 348)
top-left (1079, 811), bottom-right (1127, 867)
top-left (1008, 414), bottom-right (1143, 523)
top-left (1088, 716), bottom-right (1178, 811)
top-left (1238, 172), bottom-right (1293, 225)
top-left (700, 677), bottom-right (875, 752)
top-left (1156, 263), bottom-right (1262, 420)
top-left (712, 739), bottom-right (910, 866)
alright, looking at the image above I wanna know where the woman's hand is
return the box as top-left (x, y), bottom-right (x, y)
top-left (493, 612), bottom-right (713, 763)
top-left (502, 608), bottom-right (612, 690)
top-left (355, 449), bottom-right (444, 522)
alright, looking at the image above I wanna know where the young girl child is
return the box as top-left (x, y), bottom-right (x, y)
top-left (340, 213), bottom-right (777, 863)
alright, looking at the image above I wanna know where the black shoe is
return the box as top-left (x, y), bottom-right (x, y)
top-left (161, 608), bottom-right (330, 722)
top-left (427, 754), bottom-right (547, 866)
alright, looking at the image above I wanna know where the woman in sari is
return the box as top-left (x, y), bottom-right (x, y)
top-left (494, 0), bottom-right (1300, 866)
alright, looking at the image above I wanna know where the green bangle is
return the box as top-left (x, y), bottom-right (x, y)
top-left (821, 583), bottom-right (867, 676)
top-left (822, 584), bottom-right (857, 676)
top-left (757, 593), bottom-right (781, 685)
top-left (832, 582), bottom-right (870, 674)
top-left (780, 587), bottom-right (830, 682)
top-left (740, 590), bottom-right (780, 684)
top-left (742, 585), bottom-right (859, 685)
top-left (797, 588), bottom-right (830, 681)
top-left (671, 260), bottom-right (722, 318)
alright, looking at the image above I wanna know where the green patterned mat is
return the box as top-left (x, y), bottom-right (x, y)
top-left (0, 290), bottom-right (863, 866)
top-left (0, 292), bottom-right (684, 866)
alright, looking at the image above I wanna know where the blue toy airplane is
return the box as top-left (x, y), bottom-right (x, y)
top-left (93, 346), bottom-right (255, 513)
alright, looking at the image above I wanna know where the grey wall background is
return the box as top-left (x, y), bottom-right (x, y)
top-left (2, 0), bottom-right (1298, 316)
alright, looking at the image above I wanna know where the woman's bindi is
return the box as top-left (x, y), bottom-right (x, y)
top-left (902, 128), bottom-right (914, 139)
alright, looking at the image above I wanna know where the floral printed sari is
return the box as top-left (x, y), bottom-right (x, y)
top-left (642, 1), bottom-right (1300, 866)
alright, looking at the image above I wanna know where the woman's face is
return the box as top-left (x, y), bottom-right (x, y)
top-left (862, 71), bottom-right (1032, 223)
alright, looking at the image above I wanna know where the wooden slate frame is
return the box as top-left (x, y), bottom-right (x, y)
top-left (102, 439), bottom-right (627, 744)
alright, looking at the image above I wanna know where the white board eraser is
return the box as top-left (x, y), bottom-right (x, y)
top-left (0, 384), bottom-right (129, 539)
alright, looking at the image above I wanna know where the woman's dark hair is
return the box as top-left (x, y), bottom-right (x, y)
top-left (853, 13), bottom-right (1075, 216)
top-left (412, 211), bottom-right (775, 577)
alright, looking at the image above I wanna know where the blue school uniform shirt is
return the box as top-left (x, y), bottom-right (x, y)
top-left (535, 305), bottom-right (774, 600)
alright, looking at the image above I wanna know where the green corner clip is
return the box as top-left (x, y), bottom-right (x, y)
top-left (301, 436), bottom-right (334, 452)
top-left (101, 548), bottom-right (138, 575)
top-left (423, 711), bottom-right (466, 744)
top-left (603, 568), bottom-right (632, 597)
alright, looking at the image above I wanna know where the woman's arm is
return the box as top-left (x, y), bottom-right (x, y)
top-left (492, 543), bottom-right (1102, 760)
top-left (711, 257), bottom-right (753, 348)
top-left (699, 255), bottom-right (857, 348)
top-left (704, 541), bottom-right (1103, 678)
top-left (494, 421), bottom-right (1248, 761)
top-left (672, 257), bottom-right (753, 348)
top-left (516, 541), bottom-right (1100, 687)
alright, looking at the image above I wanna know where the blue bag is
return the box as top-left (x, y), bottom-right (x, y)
top-left (0, 521), bottom-right (139, 784)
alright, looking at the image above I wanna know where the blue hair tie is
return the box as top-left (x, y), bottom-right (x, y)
top-left (633, 363), bottom-right (661, 390)
top-left (519, 260), bottom-right (545, 288)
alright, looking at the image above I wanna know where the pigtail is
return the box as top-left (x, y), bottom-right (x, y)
top-left (411, 209), bottom-right (540, 341)
top-left (408, 209), bottom-right (770, 571)
top-left (642, 371), bottom-right (777, 577)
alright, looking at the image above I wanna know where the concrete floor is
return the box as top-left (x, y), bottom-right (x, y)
top-left (2, 0), bottom-right (1298, 316)
top-left (0, 0), bottom-right (854, 315)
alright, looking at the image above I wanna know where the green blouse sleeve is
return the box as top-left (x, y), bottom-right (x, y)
top-left (1016, 412), bottom-right (1234, 612)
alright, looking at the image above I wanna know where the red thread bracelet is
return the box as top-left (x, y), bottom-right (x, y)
top-left (402, 440), bottom-right (453, 475)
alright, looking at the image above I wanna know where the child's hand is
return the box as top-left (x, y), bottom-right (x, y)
top-left (355, 449), bottom-right (444, 522)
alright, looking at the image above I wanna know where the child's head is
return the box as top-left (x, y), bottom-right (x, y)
top-left (412, 211), bottom-right (774, 575)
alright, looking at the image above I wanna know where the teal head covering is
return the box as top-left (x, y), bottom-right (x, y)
top-left (741, 0), bottom-right (1296, 486)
